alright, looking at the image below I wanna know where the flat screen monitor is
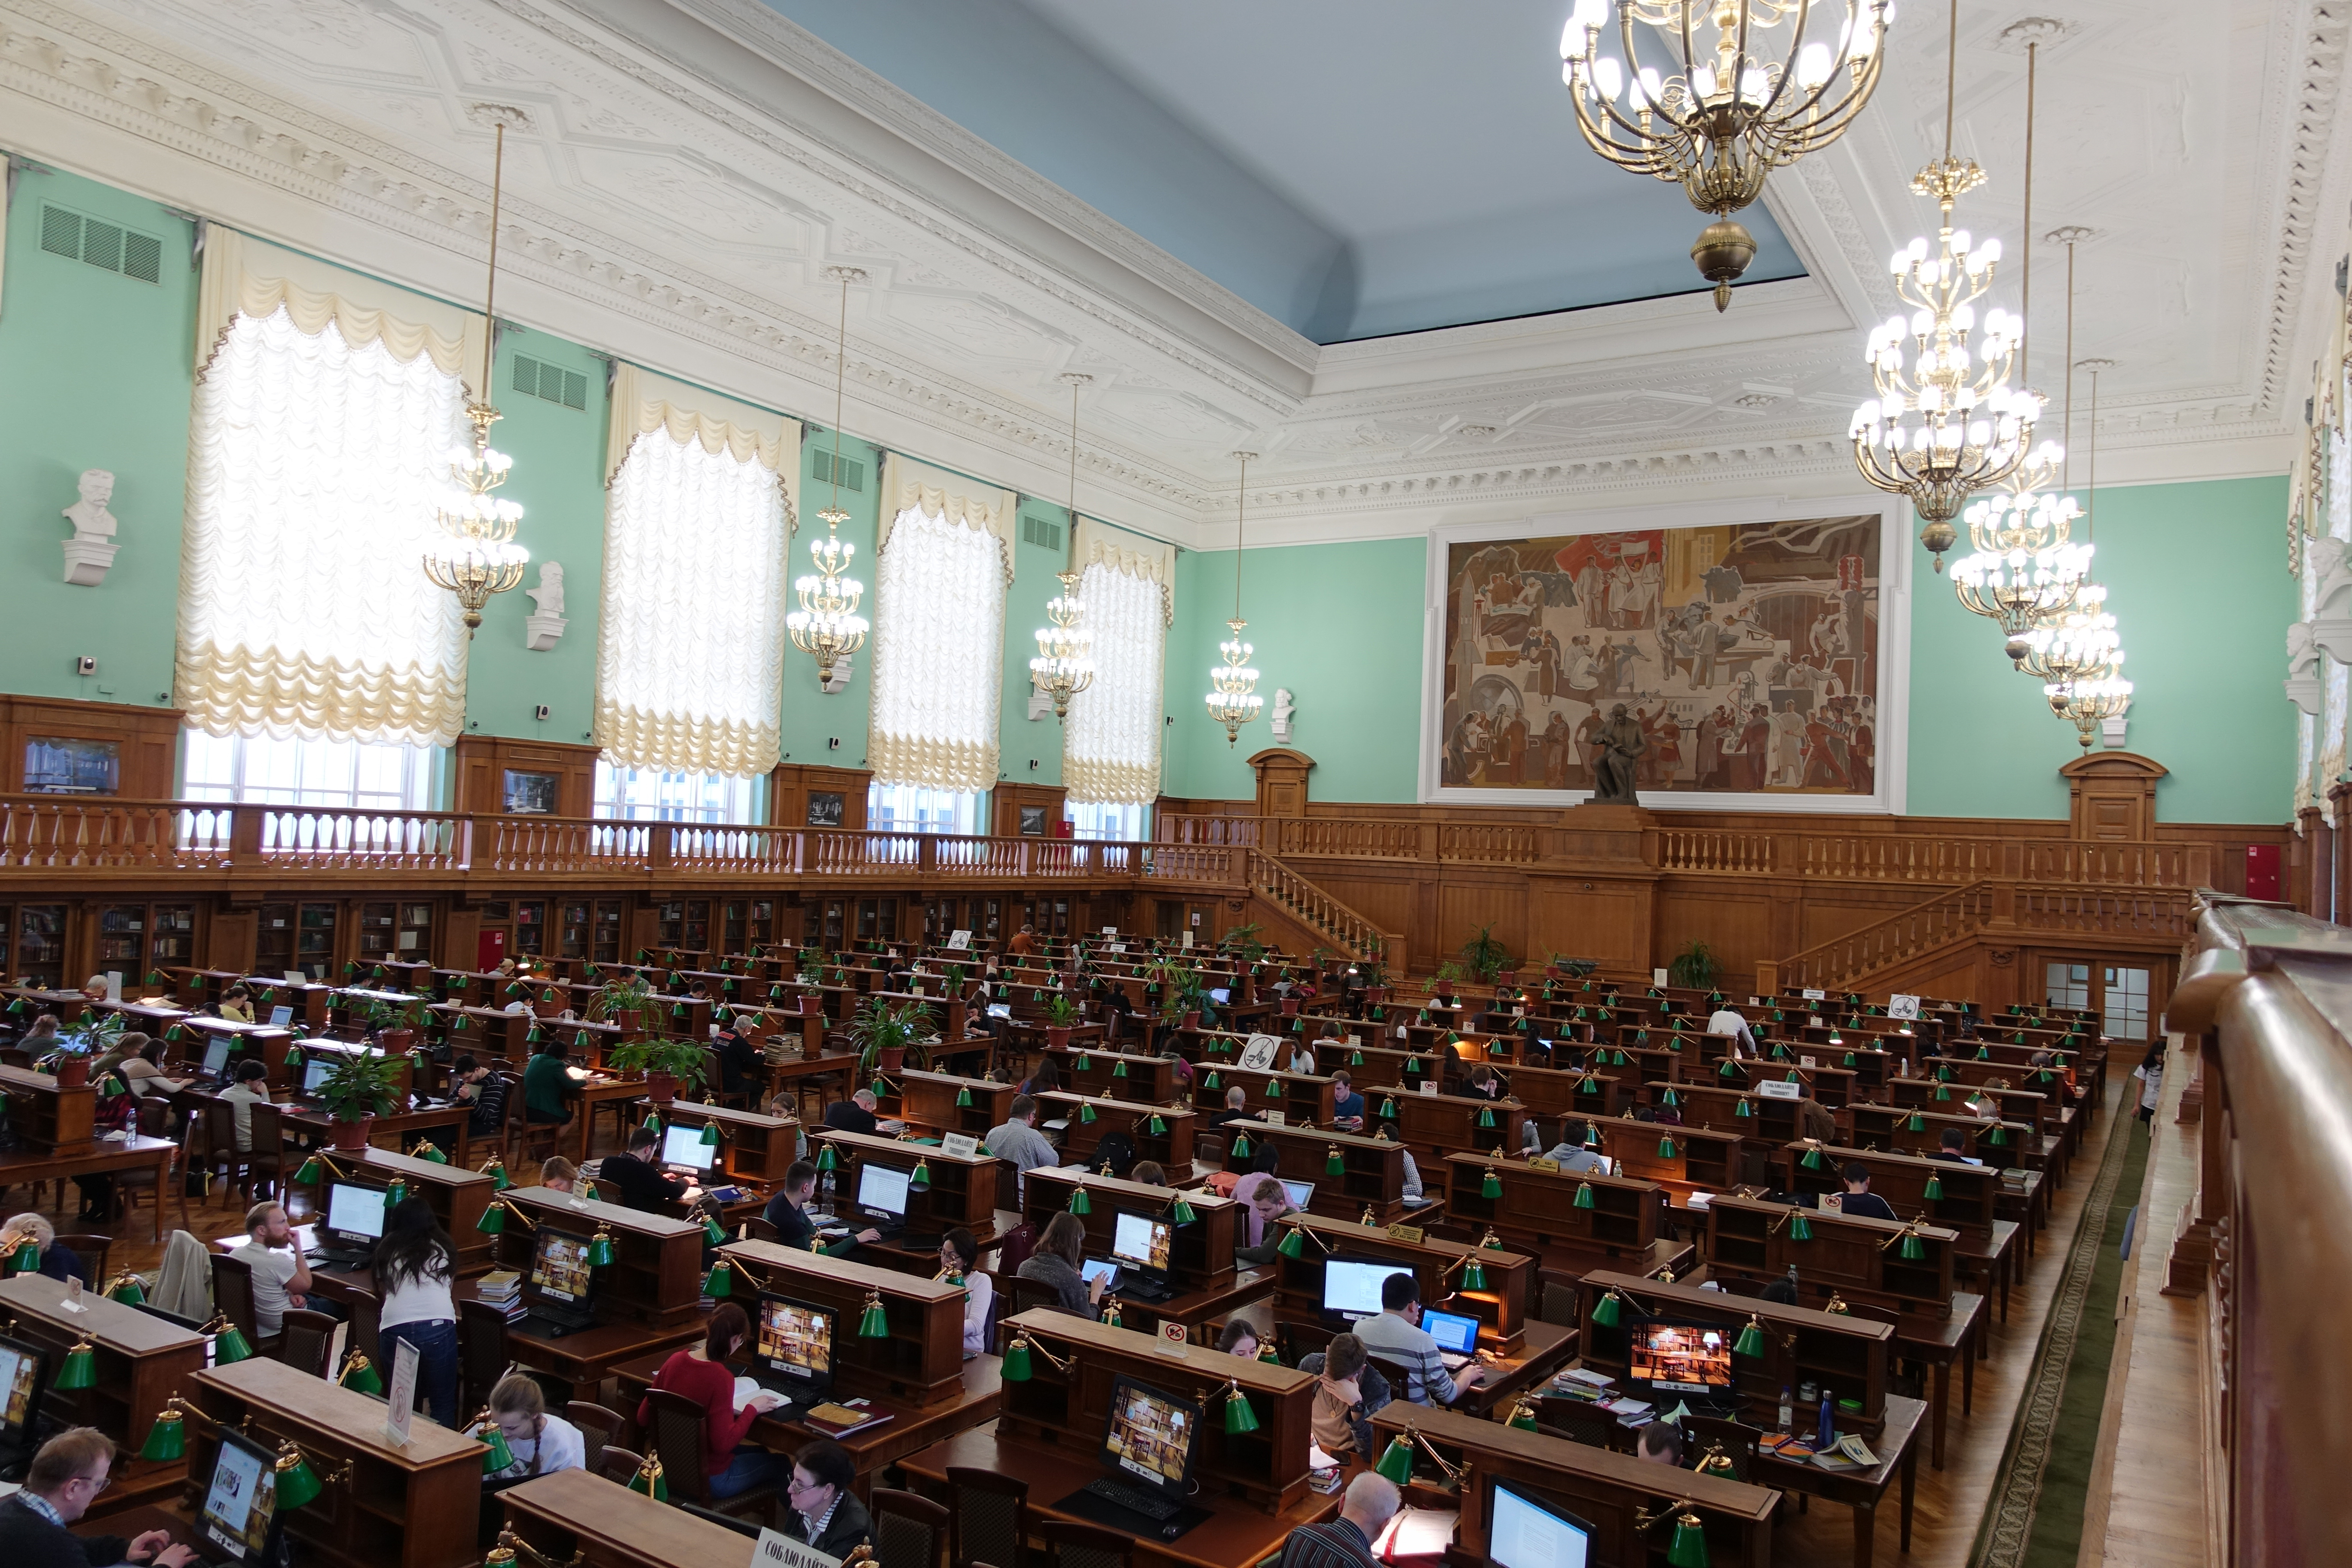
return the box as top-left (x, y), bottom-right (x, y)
top-left (1419, 1308), bottom-right (1479, 1357)
top-left (199, 1428), bottom-right (282, 1563)
top-left (1487, 1477), bottom-right (1593, 1568)
top-left (1320, 1258), bottom-right (1414, 1319)
top-left (1099, 1375), bottom-right (1204, 1501)
top-left (266, 1005), bottom-right (294, 1028)
top-left (1280, 1179), bottom-right (1315, 1210)
top-left (0, 1332), bottom-right (44, 1433)
top-left (1207, 988), bottom-right (1231, 1005)
top-left (660, 1123), bottom-right (717, 1173)
top-left (1110, 1211), bottom-right (1171, 1274)
top-left (324, 1181), bottom-right (387, 1241)
top-left (1631, 1321), bottom-right (1734, 1393)
top-left (857, 1162), bottom-right (911, 1219)
top-left (299, 1057), bottom-right (333, 1097)
top-left (753, 1294), bottom-right (834, 1396)
top-left (528, 1229), bottom-right (597, 1305)
top-left (199, 1037), bottom-right (233, 1078)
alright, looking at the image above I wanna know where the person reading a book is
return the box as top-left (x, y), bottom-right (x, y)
top-left (1217, 1320), bottom-right (1262, 1360)
top-left (483, 1372), bottom-right (584, 1481)
top-left (634, 1303), bottom-right (783, 1498)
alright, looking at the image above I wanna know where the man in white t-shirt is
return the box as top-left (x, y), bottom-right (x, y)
top-left (229, 1201), bottom-right (315, 1336)
top-left (1706, 1005), bottom-right (1756, 1057)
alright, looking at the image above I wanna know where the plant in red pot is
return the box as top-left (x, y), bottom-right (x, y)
top-left (43, 1010), bottom-right (122, 1090)
top-left (849, 996), bottom-right (936, 1085)
top-left (606, 1037), bottom-right (707, 1107)
top-left (1040, 992), bottom-right (1079, 1049)
top-left (362, 994), bottom-right (433, 1057)
top-left (588, 971), bottom-right (658, 1038)
top-left (317, 1049), bottom-right (404, 1151)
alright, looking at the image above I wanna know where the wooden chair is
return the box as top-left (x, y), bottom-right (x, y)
top-left (597, 1444), bottom-right (647, 1488)
top-left (245, 1102), bottom-right (290, 1201)
top-left (196, 1099), bottom-right (251, 1206)
top-left (207, 1253), bottom-right (276, 1354)
top-left (276, 1308), bottom-right (337, 1379)
top-left (740, 1217), bottom-right (780, 1244)
top-left (1007, 1276), bottom-right (1070, 1319)
top-left (1533, 1395), bottom-right (1633, 1453)
top-left (458, 1298), bottom-right (511, 1414)
top-left (54, 1233), bottom-right (111, 1286)
top-left (565, 1400), bottom-right (624, 1475)
top-left (642, 1387), bottom-right (779, 1523)
top-left (1364, 1350), bottom-right (1423, 1406)
top-left (1036, 1521), bottom-right (1130, 1568)
top-left (944, 1465), bottom-right (1027, 1568)
top-left (107, 1099), bottom-right (174, 1227)
top-left (871, 1488), bottom-right (950, 1568)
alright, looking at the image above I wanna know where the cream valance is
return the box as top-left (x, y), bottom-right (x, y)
top-left (196, 229), bottom-right (487, 391)
top-left (1073, 518), bottom-right (1176, 626)
top-left (604, 363), bottom-right (798, 493)
top-left (878, 453), bottom-right (1016, 583)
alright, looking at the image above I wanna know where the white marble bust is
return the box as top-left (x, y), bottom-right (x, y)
top-left (527, 560), bottom-right (565, 617)
top-left (63, 469), bottom-right (116, 541)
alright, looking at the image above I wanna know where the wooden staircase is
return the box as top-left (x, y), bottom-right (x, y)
top-left (1246, 851), bottom-right (1406, 970)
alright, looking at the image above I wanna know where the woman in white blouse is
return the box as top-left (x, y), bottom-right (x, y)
top-left (939, 1229), bottom-right (993, 1359)
top-left (485, 1372), bottom-right (585, 1479)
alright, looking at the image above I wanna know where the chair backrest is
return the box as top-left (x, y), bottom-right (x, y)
top-left (643, 1388), bottom-right (716, 1501)
top-left (1364, 1350), bottom-right (1421, 1405)
top-left (872, 1487), bottom-right (949, 1568)
top-left (1683, 1415), bottom-right (1762, 1483)
top-left (344, 1287), bottom-right (382, 1370)
top-left (565, 1401), bottom-right (623, 1474)
top-left (1007, 1275), bottom-right (1064, 1320)
top-left (741, 1217), bottom-right (780, 1244)
top-left (598, 1444), bottom-right (647, 1488)
top-left (199, 1099), bottom-right (238, 1157)
top-left (54, 1233), bottom-right (111, 1284)
top-left (248, 1102), bottom-right (288, 1164)
top-left (209, 1253), bottom-right (258, 1339)
top-left (944, 1466), bottom-right (1027, 1568)
top-left (1038, 1520), bottom-right (1130, 1568)
top-left (276, 1308), bottom-right (337, 1378)
top-left (457, 1298), bottom-right (512, 1413)
top-left (1537, 1274), bottom-right (1583, 1327)
top-left (1275, 1320), bottom-right (1332, 1369)
top-left (135, 1098), bottom-right (169, 1139)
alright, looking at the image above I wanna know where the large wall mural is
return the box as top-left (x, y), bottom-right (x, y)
top-left (1435, 515), bottom-right (1883, 797)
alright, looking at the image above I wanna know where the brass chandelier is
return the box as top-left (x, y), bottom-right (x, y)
top-left (1204, 453), bottom-right (1264, 747)
top-left (786, 267), bottom-right (871, 689)
top-left (1849, 0), bottom-right (2043, 569)
top-left (423, 114), bottom-right (528, 635)
top-left (1559, 0), bottom-right (1894, 309)
top-left (1029, 374), bottom-right (1095, 721)
top-left (2040, 359), bottom-right (2130, 748)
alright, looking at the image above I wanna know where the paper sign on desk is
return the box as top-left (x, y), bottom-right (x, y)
top-left (383, 1339), bottom-right (419, 1447)
top-left (756, 1528), bottom-right (842, 1568)
top-left (1757, 1079), bottom-right (1803, 1101)
top-left (1801, 988), bottom-right (1827, 1000)
top-left (1653, 968), bottom-right (1669, 986)
top-left (940, 1133), bottom-right (980, 1159)
top-left (1263, 1110), bottom-right (1286, 1127)
top-left (1888, 994), bottom-right (1922, 1020)
top-left (946, 931), bottom-right (972, 950)
top-left (1418, 1080), bottom-right (1439, 1096)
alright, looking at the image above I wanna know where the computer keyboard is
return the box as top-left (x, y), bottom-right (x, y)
top-left (1080, 1477), bottom-right (1182, 1523)
top-left (309, 1248), bottom-right (372, 1270)
top-left (522, 1307), bottom-right (597, 1338)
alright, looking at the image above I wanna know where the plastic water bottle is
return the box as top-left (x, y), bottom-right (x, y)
top-left (1778, 1386), bottom-right (1793, 1434)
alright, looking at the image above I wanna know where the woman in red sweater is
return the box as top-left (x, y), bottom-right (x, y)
top-left (635, 1303), bottom-right (784, 1498)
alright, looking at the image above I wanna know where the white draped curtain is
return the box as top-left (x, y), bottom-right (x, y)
top-left (593, 366), bottom-right (798, 777)
top-left (1063, 521), bottom-right (1173, 804)
top-left (869, 455), bottom-right (1015, 791)
top-left (178, 231), bottom-right (481, 744)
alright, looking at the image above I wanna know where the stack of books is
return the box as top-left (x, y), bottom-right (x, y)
top-left (477, 1270), bottom-right (524, 1323)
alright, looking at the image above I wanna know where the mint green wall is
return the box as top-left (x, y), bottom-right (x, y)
top-left (1164, 539), bottom-right (1427, 803)
top-left (999, 501), bottom-right (1070, 788)
top-left (1904, 476), bottom-right (2294, 825)
top-left (460, 327), bottom-right (609, 745)
top-left (780, 429), bottom-right (882, 769)
top-left (0, 170), bottom-right (196, 708)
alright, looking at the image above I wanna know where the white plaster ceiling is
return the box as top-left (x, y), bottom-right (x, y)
top-left (0, 0), bottom-right (2338, 548)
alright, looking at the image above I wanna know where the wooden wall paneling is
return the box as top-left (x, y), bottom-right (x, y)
top-left (207, 905), bottom-right (257, 977)
top-left (989, 781), bottom-right (1069, 839)
top-left (1436, 878), bottom-right (1529, 971)
top-left (769, 764), bottom-right (872, 830)
top-left (1654, 888), bottom-right (1776, 983)
top-left (1303, 873), bottom-right (1418, 943)
top-left (1526, 875), bottom-right (1651, 972)
top-left (440, 906), bottom-right (482, 971)
top-left (1248, 748), bottom-right (1315, 817)
top-left (450, 736), bottom-right (599, 819)
top-left (0, 696), bottom-right (182, 798)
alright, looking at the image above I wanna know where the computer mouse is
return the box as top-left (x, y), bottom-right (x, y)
top-left (1159, 1523), bottom-right (1183, 1541)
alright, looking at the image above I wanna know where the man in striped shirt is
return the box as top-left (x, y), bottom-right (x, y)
top-left (1351, 1272), bottom-right (1485, 1406)
top-left (1276, 1473), bottom-right (1398, 1568)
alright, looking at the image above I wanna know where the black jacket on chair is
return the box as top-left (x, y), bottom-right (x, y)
top-left (783, 1491), bottom-right (873, 1560)
top-left (0, 1493), bottom-right (131, 1568)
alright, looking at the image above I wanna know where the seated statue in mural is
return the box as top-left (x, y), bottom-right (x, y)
top-left (1590, 703), bottom-right (1646, 805)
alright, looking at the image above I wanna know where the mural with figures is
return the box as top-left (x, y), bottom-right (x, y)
top-left (1436, 516), bottom-right (1883, 796)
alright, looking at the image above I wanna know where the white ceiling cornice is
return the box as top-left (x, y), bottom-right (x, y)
top-left (0, 0), bottom-right (2323, 548)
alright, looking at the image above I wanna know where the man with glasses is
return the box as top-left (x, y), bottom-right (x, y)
top-left (0, 1426), bottom-right (197, 1567)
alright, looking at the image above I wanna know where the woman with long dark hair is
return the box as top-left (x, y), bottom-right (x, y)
top-left (375, 1197), bottom-right (460, 1427)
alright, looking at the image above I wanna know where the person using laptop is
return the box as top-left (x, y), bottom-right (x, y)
top-left (983, 1096), bottom-right (1061, 1201)
top-left (1330, 1070), bottom-right (1366, 1133)
top-left (594, 1126), bottom-right (704, 1213)
top-left (1831, 1163), bottom-right (1899, 1221)
top-left (762, 1161), bottom-right (822, 1249)
top-left (231, 1202), bottom-right (316, 1338)
top-left (1014, 1212), bottom-right (1104, 1318)
top-left (375, 1197), bottom-right (459, 1428)
top-left (1353, 1273), bottom-right (1484, 1406)
top-left (1274, 1472), bottom-right (1398, 1568)
top-left (0, 1427), bottom-right (197, 1568)
top-left (1236, 1182), bottom-right (1302, 1266)
top-left (823, 1089), bottom-right (880, 1137)
top-left (1544, 1118), bottom-right (1608, 1173)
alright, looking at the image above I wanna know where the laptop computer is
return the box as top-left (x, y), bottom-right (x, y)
top-left (191, 1035), bottom-right (233, 1086)
top-left (1280, 1179), bottom-right (1315, 1210)
top-left (1421, 1307), bottom-right (1482, 1371)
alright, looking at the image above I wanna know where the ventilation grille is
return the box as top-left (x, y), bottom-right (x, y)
top-left (812, 449), bottom-right (864, 492)
top-left (40, 205), bottom-right (163, 284)
top-left (1022, 514), bottom-right (1063, 551)
top-left (511, 354), bottom-right (588, 411)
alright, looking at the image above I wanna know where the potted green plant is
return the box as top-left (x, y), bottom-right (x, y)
top-left (1042, 992), bottom-right (1080, 1048)
top-left (1219, 922), bottom-right (1267, 966)
top-left (848, 997), bottom-right (935, 1080)
top-left (1460, 925), bottom-right (1510, 984)
top-left (1431, 960), bottom-right (1467, 1005)
top-left (362, 994), bottom-right (433, 1056)
top-left (1669, 939), bottom-right (1718, 990)
top-left (45, 1011), bottom-right (123, 1089)
top-left (318, 1049), bottom-right (404, 1150)
top-left (588, 971), bottom-right (657, 1033)
top-left (606, 1036), bottom-right (707, 1106)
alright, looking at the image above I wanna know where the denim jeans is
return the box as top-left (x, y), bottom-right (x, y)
top-left (707, 1446), bottom-right (781, 1499)
top-left (381, 1318), bottom-right (460, 1429)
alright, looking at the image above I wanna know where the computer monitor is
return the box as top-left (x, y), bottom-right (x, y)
top-left (1207, 988), bottom-right (1232, 1005)
top-left (1098, 1375), bottom-right (1204, 1502)
top-left (1280, 1179), bottom-right (1316, 1210)
top-left (0, 1331), bottom-right (46, 1435)
top-left (299, 1057), bottom-right (333, 1097)
top-left (1630, 1321), bottom-right (1734, 1394)
top-left (527, 1229), bottom-right (598, 1306)
top-left (266, 1005), bottom-right (294, 1029)
top-left (1320, 1259), bottom-right (1415, 1320)
top-left (198, 1428), bottom-right (282, 1563)
top-left (753, 1294), bottom-right (835, 1397)
top-left (986, 1002), bottom-right (1011, 1020)
top-left (856, 1162), bottom-right (911, 1220)
top-left (660, 1122), bottom-right (717, 1173)
top-left (199, 1036), bottom-right (232, 1079)
top-left (323, 1182), bottom-right (387, 1242)
top-left (1110, 1211), bottom-right (1172, 1276)
top-left (1419, 1308), bottom-right (1480, 1357)
top-left (1487, 1477), bottom-right (1593, 1568)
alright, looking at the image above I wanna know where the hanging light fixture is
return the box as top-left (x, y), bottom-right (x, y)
top-left (1030, 373), bottom-right (1096, 720)
top-left (1559, 0), bottom-right (1894, 310)
top-left (1850, 0), bottom-right (2043, 570)
top-left (423, 111), bottom-right (529, 634)
top-left (2044, 360), bottom-right (2131, 748)
top-left (2011, 233), bottom-right (2116, 681)
top-left (1205, 452), bottom-right (1264, 747)
top-left (786, 266), bottom-right (871, 690)
top-left (1948, 38), bottom-right (2081, 643)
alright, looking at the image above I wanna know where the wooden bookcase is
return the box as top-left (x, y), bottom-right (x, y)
top-left (1038, 1044), bottom-right (1179, 1104)
top-left (0, 1064), bottom-right (94, 1150)
top-left (716, 1239), bottom-right (965, 1407)
top-left (1366, 1084), bottom-right (1525, 1165)
top-left (1589, 1117), bottom-right (1741, 1197)
top-left (1439, 1153), bottom-right (1661, 1277)
top-left (890, 1069), bottom-right (1015, 1139)
top-left (1704, 1194), bottom-right (1958, 1318)
top-left (1266, 1213), bottom-right (1534, 1353)
top-left (0, 1274), bottom-right (203, 1452)
top-left (495, 1186), bottom-right (703, 1325)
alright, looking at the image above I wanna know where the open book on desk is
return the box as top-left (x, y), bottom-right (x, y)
top-left (793, 1400), bottom-right (893, 1440)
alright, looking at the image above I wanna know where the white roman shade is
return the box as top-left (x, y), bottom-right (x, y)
top-left (1064, 520), bottom-right (1174, 804)
top-left (877, 454), bottom-right (1016, 584)
top-left (868, 454), bottom-right (1015, 791)
top-left (593, 365), bottom-right (799, 776)
top-left (176, 231), bottom-right (481, 745)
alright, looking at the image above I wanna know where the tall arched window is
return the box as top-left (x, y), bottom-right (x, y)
top-left (1063, 521), bottom-right (1173, 815)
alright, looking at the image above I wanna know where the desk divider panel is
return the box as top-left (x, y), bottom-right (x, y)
top-left (717, 1238), bottom-right (965, 1407)
top-left (1037, 1045), bottom-right (1178, 1105)
top-left (890, 1070), bottom-right (1016, 1140)
top-left (1589, 1118), bottom-right (1743, 1194)
top-left (655, 1102), bottom-right (801, 1185)
top-left (1219, 1121), bottom-right (1409, 1224)
top-left (1776, 1143), bottom-right (2001, 1241)
top-left (1267, 1213), bottom-right (1532, 1353)
top-left (809, 1128), bottom-right (999, 1236)
top-left (1439, 1153), bottom-right (1661, 1277)
top-left (1022, 1167), bottom-right (1238, 1295)
top-left (1038, 1091), bottom-right (1197, 1174)
top-left (495, 1186), bottom-right (703, 1325)
top-left (1705, 1194), bottom-right (1958, 1318)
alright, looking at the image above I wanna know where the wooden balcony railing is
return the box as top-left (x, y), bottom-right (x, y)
top-left (2162, 893), bottom-right (2352, 1564)
top-left (1250, 851), bottom-right (1401, 966)
top-left (1758, 879), bottom-right (2200, 993)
